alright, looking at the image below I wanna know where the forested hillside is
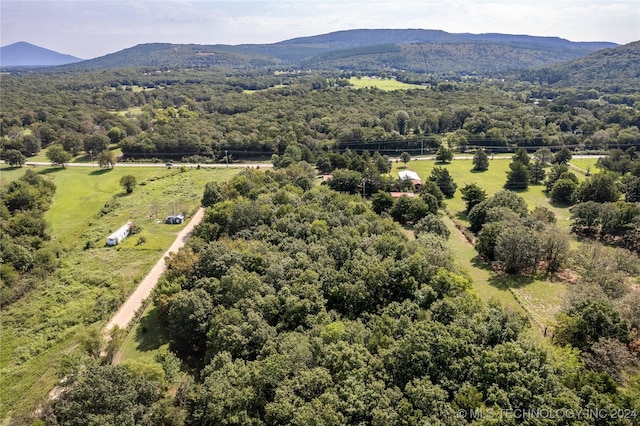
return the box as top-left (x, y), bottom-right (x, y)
top-left (521, 41), bottom-right (640, 88)
top-left (57, 29), bottom-right (615, 74)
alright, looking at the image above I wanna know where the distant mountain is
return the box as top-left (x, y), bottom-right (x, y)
top-left (0, 41), bottom-right (83, 66)
top-left (521, 41), bottom-right (640, 87)
top-left (72, 43), bottom-right (280, 69)
top-left (62, 29), bottom-right (618, 75)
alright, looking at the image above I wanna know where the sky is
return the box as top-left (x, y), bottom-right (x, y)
top-left (1, 0), bottom-right (639, 59)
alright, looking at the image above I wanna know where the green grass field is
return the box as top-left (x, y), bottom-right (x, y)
top-left (443, 216), bottom-right (525, 314)
top-left (394, 158), bottom-right (580, 228)
top-left (568, 158), bottom-right (599, 174)
top-left (349, 77), bottom-right (429, 91)
top-left (118, 305), bottom-right (170, 364)
top-left (0, 165), bottom-right (238, 422)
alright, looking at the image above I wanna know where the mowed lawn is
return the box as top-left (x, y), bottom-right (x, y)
top-left (394, 158), bottom-right (592, 229)
top-left (0, 165), bottom-right (238, 421)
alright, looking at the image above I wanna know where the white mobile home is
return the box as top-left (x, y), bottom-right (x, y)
top-left (106, 222), bottom-right (131, 246)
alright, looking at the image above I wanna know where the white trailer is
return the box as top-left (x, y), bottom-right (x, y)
top-left (106, 222), bottom-right (131, 246)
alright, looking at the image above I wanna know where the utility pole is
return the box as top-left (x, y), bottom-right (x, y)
top-left (225, 150), bottom-right (228, 168)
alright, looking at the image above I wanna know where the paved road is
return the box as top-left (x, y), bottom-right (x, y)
top-left (404, 154), bottom-right (605, 161)
top-left (105, 207), bottom-right (205, 332)
top-left (20, 161), bottom-right (272, 169)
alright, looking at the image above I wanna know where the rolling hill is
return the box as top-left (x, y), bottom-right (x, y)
top-left (521, 41), bottom-right (640, 87)
top-left (65, 29), bottom-right (616, 75)
top-left (0, 41), bottom-right (83, 66)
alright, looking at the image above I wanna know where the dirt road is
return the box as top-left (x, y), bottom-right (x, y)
top-left (105, 207), bottom-right (205, 332)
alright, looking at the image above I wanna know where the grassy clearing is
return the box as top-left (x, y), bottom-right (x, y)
top-left (43, 166), bottom-right (176, 247)
top-left (569, 158), bottom-right (599, 174)
top-left (510, 279), bottom-right (566, 330)
top-left (0, 165), bottom-right (29, 184)
top-left (118, 305), bottom-right (169, 364)
top-left (0, 166), bottom-right (238, 422)
top-left (348, 77), bottom-right (428, 91)
top-left (396, 159), bottom-right (575, 338)
top-left (443, 216), bottom-right (525, 315)
top-left (394, 159), bottom-right (581, 228)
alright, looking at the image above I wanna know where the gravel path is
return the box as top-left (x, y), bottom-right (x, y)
top-left (104, 207), bottom-right (205, 331)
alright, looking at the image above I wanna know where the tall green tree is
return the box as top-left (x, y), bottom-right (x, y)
top-left (555, 299), bottom-right (630, 351)
top-left (505, 159), bottom-right (530, 189)
top-left (53, 363), bottom-right (160, 425)
top-left (472, 149), bottom-right (489, 171)
top-left (460, 183), bottom-right (487, 214)
top-left (3, 149), bottom-right (26, 167)
top-left (202, 181), bottom-right (223, 207)
top-left (395, 110), bottom-right (410, 135)
top-left (512, 147), bottom-right (530, 167)
top-left (495, 224), bottom-right (540, 274)
top-left (574, 173), bottom-right (620, 203)
top-left (429, 166), bottom-right (457, 198)
top-left (46, 145), bottom-right (72, 168)
top-left (550, 179), bottom-right (577, 204)
top-left (399, 151), bottom-right (411, 167)
top-left (84, 133), bottom-right (110, 155)
top-left (533, 147), bottom-right (554, 166)
top-left (529, 161), bottom-right (545, 184)
top-left (554, 146), bottom-right (572, 164)
top-left (435, 146), bottom-right (453, 163)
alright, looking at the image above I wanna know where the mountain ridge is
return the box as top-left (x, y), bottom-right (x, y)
top-left (3, 29), bottom-right (624, 78)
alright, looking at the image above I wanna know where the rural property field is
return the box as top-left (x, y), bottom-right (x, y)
top-left (391, 156), bottom-right (599, 335)
top-left (0, 164), bottom-right (238, 421)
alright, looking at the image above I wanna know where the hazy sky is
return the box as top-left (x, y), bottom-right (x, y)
top-left (1, 0), bottom-right (639, 59)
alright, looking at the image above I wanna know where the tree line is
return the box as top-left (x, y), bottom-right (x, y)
top-left (0, 170), bottom-right (59, 304)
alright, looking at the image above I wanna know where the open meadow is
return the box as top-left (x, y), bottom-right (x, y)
top-left (348, 76), bottom-right (429, 91)
top-left (0, 164), bottom-right (238, 421)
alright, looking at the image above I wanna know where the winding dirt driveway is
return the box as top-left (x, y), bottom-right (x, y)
top-left (105, 207), bottom-right (205, 332)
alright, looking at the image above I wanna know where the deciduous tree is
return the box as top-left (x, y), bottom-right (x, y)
top-left (429, 166), bottom-right (457, 198)
top-left (460, 183), bottom-right (487, 213)
top-left (96, 149), bottom-right (116, 168)
top-left (46, 145), bottom-right (72, 168)
top-left (3, 149), bottom-right (26, 167)
top-left (120, 174), bottom-right (137, 193)
top-left (435, 146), bottom-right (453, 163)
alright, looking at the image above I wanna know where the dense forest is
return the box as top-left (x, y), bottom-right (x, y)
top-left (43, 168), bottom-right (639, 425)
top-left (1, 63), bottom-right (639, 164)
